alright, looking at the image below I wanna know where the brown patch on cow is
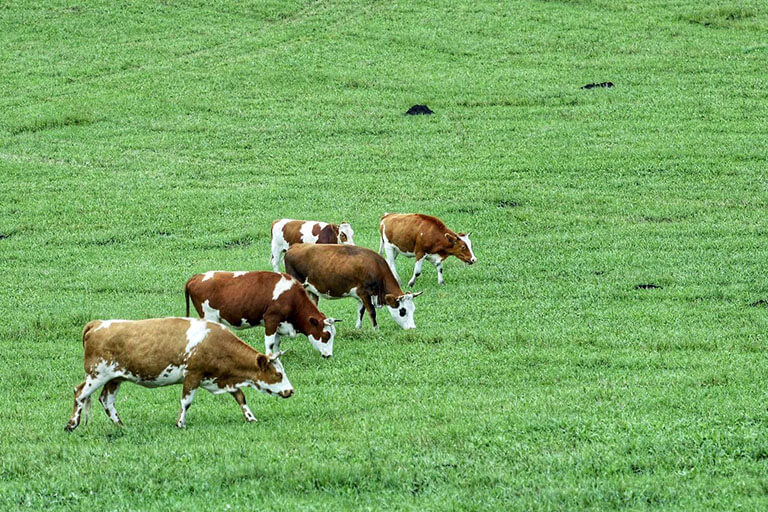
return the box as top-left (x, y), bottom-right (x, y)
top-left (281, 221), bottom-right (304, 246)
top-left (311, 223), bottom-right (322, 237)
top-left (316, 224), bottom-right (339, 244)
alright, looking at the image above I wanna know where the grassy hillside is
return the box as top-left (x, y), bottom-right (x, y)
top-left (2, 0), bottom-right (768, 509)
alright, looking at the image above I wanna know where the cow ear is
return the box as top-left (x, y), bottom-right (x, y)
top-left (256, 354), bottom-right (271, 372)
top-left (445, 233), bottom-right (457, 245)
top-left (309, 316), bottom-right (321, 327)
top-left (384, 294), bottom-right (399, 307)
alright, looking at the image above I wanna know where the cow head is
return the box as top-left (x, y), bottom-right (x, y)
top-left (307, 316), bottom-right (339, 358)
top-left (445, 232), bottom-right (477, 265)
top-left (255, 351), bottom-right (293, 398)
top-left (384, 291), bottom-right (422, 329)
top-left (338, 222), bottom-right (355, 245)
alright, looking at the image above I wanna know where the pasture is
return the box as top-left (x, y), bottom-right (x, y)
top-left (2, 0), bottom-right (768, 509)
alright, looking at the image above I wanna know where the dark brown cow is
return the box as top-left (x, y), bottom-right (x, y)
top-left (66, 318), bottom-right (292, 431)
top-left (284, 244), bottom-right (422, 330)
top-left (185, 271), bottom-right (338, 358)
top-left (379, 213), bottom-right (477, 287)
top-left (270, 218), bottom-right (355, 271)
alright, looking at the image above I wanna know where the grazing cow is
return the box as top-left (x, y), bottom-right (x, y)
top-left (270, 219), bottom-right (355, 271)
top-left (185, 271), bottom-right (338, 358)
top-left (65, 317), bottom-right (292, 431)
top-left (379, 213), bottom-right (477, 287)
top-left (284, 243), bottom-right (422, 330)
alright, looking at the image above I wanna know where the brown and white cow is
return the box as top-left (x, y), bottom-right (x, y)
top-left (284, 243), bottom-right (422, 330)
top-left (66, 317), bottom-right (292, 431)
top-left (379, 213), bottom-right (477, 287)
top-left (271, 219), bottom-right (355, 271)
top-left (185, 271), bottom-right (338, 358)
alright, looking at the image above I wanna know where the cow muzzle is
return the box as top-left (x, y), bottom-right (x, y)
top-left (278, 388), bottom-right (294, 398)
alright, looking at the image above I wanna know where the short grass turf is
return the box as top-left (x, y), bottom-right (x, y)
top-left (2, 0), bottom-right (768, 510)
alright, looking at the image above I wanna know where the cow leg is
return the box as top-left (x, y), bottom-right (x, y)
top-left (270, 246), bottom-right (284, 273)
top-left (362, 295), bottom-right (378, 330)
top-left (408, 252), bottom-right (426, 287)
top-left (436, 260), bottom-right (445, 285)
top-left (231, 389), bottom-right (257, 422)
top-left (66, 374), bottom-right (108, 432)
top-left (177, 377), bottom-right (200, 428)
top-left (264, 316), bottom-right (281, 354)
top-left (383, 243), bottom-right (401, 285)
top-left (355, 300), bottom-right (365, 329)
top-left (98, 379), bottom-right (124, 426)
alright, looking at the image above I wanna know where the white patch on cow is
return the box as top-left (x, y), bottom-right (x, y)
top-left (299, 221), bottom-right (327, 244)
top-left (308, 323), bottom-right (335, 358)
top-left (387, 294), bottom-right (416, 330)
top-left (93, 319), bottom-right (129, 331)
top-left (339, 222), bottom-right (355, 245)
top-left (272, 276), bottom-right (295, 301)
top-left (201, 299), bottom-right (221, 323)
top-left (277, 321), bottom-right (297, 338)
top-left (233, 271), bottom-right (247, 278)
top-left (380, 227), bottom-right (403, 283)
top-left (201, 378), bottom-right (240, 394)
top-left (201, 271), bottom-right (220, 282)
top-left (303, 281), bottom-right (335, 300)
top-left (271, 219), bottom-right (292, 271)
top-left (142, 364), bottom-right (186, 387)
top-left (460, 234), bottom-right (477, 263)
top-left (185, 318), bottom-right (210, 355)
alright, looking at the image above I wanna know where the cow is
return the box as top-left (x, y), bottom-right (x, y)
top-left (185, 271), bottom-right (338, 358)
top-left (270, 219), bottom-right (355, 272)
top-left (379, 213), bottom-right (477, 287)
top-left (284, 243), bottom-right (422, 330)
top-left (65, 317), bottom-right (293, 432)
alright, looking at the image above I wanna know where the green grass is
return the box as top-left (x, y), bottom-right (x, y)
top-left (2, 0), bottom-right (768, 509)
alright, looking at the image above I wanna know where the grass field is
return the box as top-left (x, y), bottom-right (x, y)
top-left (2, 0), bottom-right (768, 509)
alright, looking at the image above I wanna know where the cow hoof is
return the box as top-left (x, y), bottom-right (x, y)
top-left (65, 423), bottom-right (76, 432)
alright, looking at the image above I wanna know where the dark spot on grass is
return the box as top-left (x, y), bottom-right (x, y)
top-left (581, 81), bottom-right (613, 90)
top-left (222, 236), bottom-right (255, 249)
top-left (637, 215), bottom-right (684, 223)
top-left (497, 199), bottom-right (518, 208)
top-left (155, 231), bottom-right (173, 238)
top-left (105, 429), bottom-right (125, 442)
top-left (411, 477), bottom-right (428, 495)
top-left (635, 283), bottom-right (661, 290)
top-left (593, 270), bottom-right (605, 276)
top-left (405, 105), bottom-right (433, 115)
top-left (750, 299), bottom-right (768, 307)
top-left (0, 233), bottom-right (11, 240)
top-left (10, 115), bottom-right (94, 135)
top-left (92, 236), bottom-right (120, 246)
top-left (451, 206), bottom-right (480, 214)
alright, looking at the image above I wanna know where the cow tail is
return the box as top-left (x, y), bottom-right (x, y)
top-left (81, 321), bottom-right (97, 348)
top-left (185, 284), bottom-right (191, 317)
